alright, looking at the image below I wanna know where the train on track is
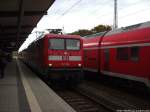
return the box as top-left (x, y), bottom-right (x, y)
top-left (83, 21), bottom-right (150, 89)
top-left (19, 33), bottom-right (83, 84)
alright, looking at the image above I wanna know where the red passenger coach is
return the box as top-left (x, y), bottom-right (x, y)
top-left (21, 33), bottom-right (83, 84)
top-left (83, 32), bottom-right (106, 72)
top-left (83, 21), bottom-right (150, 89)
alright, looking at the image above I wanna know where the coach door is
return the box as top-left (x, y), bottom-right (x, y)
top-left (104, 49), bottom-right (110, 71)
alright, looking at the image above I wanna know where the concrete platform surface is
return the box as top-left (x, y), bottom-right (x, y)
top-left (0, 60), bottom-right (30, 112)
top-left (0, 59), bottom-right (76, 112)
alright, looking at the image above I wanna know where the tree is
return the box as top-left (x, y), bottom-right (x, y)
top-left (70, 24), bottom-right (112, 36)
top-left (91, 25), bottom-right (111, 33)
top-left (70, 29), bottom-right (93, 36)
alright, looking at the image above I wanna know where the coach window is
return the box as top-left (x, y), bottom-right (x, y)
top-left (130, 46), bottom-right (139, 61)
top-left (117, 47), bottom-right (129, 60)
top-left (66, 39), bottom-right (80, 50)
top-left (49, 39), bottom-right (65, 50)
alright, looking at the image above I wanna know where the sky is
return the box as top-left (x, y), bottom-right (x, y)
top-left (19, 0), bottom-right (150, 52)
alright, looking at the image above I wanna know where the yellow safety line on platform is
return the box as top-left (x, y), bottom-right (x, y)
top-left (16, 60), bottom-right (42, 112)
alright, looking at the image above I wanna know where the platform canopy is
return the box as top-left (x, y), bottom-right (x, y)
top-left (0, 0), bottom-right (55, 52)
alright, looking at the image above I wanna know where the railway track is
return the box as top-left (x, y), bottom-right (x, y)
top-left (40, 74), bottom-right (150, 112)
top-left (50, 80), bottom-right (150, 112)
top-left (53, 88), bottom-right (112, 112)
top-left (75, 80), bottom-right (150, 110)
top-left (41, 77), bottom-right (114, 111)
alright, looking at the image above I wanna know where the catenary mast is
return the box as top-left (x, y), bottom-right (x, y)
top-left (113, 0), bottom-right (118, 29)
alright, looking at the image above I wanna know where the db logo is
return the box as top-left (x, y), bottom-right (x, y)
top-left (62, 56), bottom-right (69, 60)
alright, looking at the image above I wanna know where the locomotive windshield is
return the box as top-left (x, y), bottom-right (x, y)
top-left (66, 39), bottom-right (80, 50)
top-left (49, 38), bottom-right (80, 50)
top-left (49, 39), bottom-right (65, 50)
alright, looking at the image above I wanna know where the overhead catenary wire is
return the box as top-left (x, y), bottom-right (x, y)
top-left (54, 0), bottom-right (147, 24)
top-left (50, 0), bottom-right (149, 25)
top-left (119, 7), bottom-right (150, 20)
top-left (85, 0), bottom-right (114, 17)
top-left (19, 0), bottom-right (150, 52)
top-left (48, 0), bottom-right (70, 16)
top-left (88, 1), bottom-right (113, 16)
top-left (40, 0), bottom-right (150, 32)
top-left (90, 0), bottom-right (150, 27)
top-left (55, 0), bottom-right (83, 20)
top-left (94, 0), bottom-right (149, 19)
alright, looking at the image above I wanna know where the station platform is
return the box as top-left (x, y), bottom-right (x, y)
top-left (0, 59), bottom-right (76, 112)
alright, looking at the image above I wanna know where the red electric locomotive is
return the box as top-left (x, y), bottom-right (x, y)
top-left (21, 33), bottom-right (83, 84)
top-left (83, 21), bottom-right (150, 89)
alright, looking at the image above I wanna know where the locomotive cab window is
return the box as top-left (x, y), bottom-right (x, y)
top-left (117, 47), bottom-right (129, 60)
top-left (130, 46), bottom-right (139, 61)
top-left (66, 39), bottom-right (80, 50)
top-left (49, 39), bottom-right (65, 50)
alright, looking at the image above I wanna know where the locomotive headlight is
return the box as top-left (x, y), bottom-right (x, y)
top-left (78, 63), bottom-right (82, 67)
top-left (49, 63), bottom-right (52, 67)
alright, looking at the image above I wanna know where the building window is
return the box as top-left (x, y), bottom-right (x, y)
top-left (130, 46), bottom-right (139, 61)
top-left (117, 47), bottom-right (129, 60)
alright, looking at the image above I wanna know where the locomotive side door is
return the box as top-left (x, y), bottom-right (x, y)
top-left (104, 49), bottom-right (110, 71)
